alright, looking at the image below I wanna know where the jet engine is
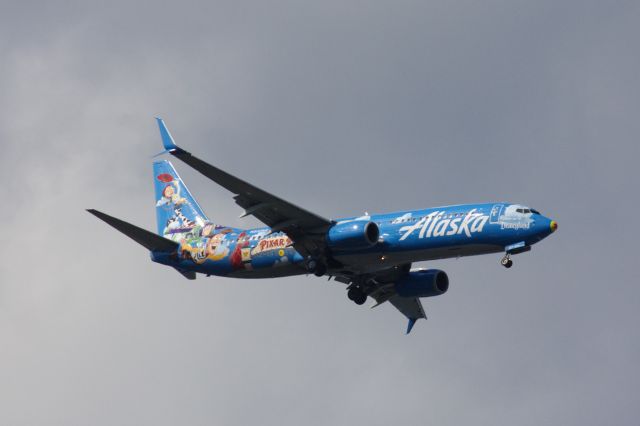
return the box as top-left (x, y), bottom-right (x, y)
top-left (326, 220), bottom-right (379, 250)
top-left (394, 269), bottom-right (449, 298)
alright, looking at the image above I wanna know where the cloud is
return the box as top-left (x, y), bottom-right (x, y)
top-left (1, 1), bottom-right (639, 425)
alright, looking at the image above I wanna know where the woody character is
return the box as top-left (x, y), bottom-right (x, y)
top-left (205, 231), bottom-right (230, 261)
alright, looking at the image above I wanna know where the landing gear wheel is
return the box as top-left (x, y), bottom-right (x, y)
top-left (347, 288), bottom-right (367, 305)
top-left (313, 263), bottom-right (327, 277)
top-left (500, 255), bottom-right (513, 268)
top-left (306, 258), bottom-right (317, 272)
top-left (306, 258), bottom-right (327, 277)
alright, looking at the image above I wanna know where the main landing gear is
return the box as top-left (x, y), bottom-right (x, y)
top-left (305, 258), bottom-right (327, 277)
top-left (305, 256), bottom-right (368, 304)
top-left (500, 254), bottom-right (513, 268)
top-left (347, 287), bottom-right (367, 305)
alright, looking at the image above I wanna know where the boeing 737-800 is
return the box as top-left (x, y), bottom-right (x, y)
top-left (88, 118), bottom-right (558, 333)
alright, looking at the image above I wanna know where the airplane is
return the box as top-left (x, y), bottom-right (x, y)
top-left (88, 118), bottom-right (558, 333)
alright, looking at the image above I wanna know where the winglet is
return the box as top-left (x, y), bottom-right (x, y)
top-left (155, 117), bottom-right (189, 157)
top-left (155, 117), bottom-right (179, 151)
top-left (406, 318), bottom-right (418, 334)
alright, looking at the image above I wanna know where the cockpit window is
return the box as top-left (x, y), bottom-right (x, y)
top-left (516, 208), bottom-right (533, 214)
top-left (531, 208), bottom-right (541, 215)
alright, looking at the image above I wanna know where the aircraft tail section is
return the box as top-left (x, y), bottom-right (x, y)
top-left (153, 160), bottom-right (209, 237)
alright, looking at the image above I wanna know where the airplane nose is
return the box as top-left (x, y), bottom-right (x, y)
top-left (550, 220), bottom-right (558, 232)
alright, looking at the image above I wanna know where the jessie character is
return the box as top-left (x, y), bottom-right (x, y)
top-left (156, 176), bottom-right (186, 207)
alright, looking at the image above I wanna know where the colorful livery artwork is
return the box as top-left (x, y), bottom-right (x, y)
top-left (88, 118), bottom-right (558, 333)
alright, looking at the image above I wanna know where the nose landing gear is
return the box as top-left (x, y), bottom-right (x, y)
top-left (500, 254), bottom-right (513, 268)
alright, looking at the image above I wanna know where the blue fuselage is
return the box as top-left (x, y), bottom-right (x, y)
top-left (151, 202), bottom-right (556, 278)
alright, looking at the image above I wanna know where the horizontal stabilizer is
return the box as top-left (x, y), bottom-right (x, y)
top-left (87, 209), bottom-right (179, 252)
top-left (174, 267), bottom-right (196, 280)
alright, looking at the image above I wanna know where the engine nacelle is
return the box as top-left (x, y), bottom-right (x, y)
top-left (394, 269), bottom-right (449, 298)
top-left (326, 220), bottom-right (379, 250)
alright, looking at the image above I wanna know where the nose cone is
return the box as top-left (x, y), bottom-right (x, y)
top-left (530, 215), bottom-right (557, 244)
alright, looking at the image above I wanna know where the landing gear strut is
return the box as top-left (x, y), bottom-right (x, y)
top-left (347, 287), bottom-right (367, 305)
top-left (500, 254), bottom-right (513, 268)
top-left (306, 258), bottom-right (327, 277)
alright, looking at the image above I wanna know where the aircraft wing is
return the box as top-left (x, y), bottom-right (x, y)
top-left (155, 118), bottom-right (331, 257)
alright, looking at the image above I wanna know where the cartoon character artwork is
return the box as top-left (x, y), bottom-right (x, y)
top-left (201, 223), bottom-right (216, 238)
top-left (391, 212), bottom-right (413, 224)
top-left (230, 232), bottom-right (252, 270)
top-left (496, 205), bottom-right (534, 230)
top-left (156, 173), bottom-right (187, 207)
top-left (179, 240), bottom-right (207, 263)
top-left (205, 229), bottom-right (232, 261)
top-left (174, 227), bottom-right (236, 265)
top-left (163, 208), bottom-right (197, 242)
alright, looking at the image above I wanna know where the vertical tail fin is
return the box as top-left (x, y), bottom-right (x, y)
top-left (153, 160), bottom-right (208, 238)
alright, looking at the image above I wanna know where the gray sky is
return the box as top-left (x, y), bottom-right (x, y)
top-left (1, 1), bottom-right (639, 424)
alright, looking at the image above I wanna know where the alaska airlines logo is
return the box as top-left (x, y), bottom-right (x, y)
top-left (399, 209), bottom-right (488, 241)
